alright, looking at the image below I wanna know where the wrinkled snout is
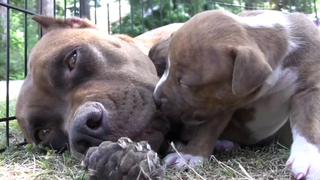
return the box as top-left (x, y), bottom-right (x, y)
top-left (69, 102), bottom-right (109, 160)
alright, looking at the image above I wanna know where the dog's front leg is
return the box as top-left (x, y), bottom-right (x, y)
top-left (288, 89), bottom-right (320, 180)
top-left (164, 112), bottom-right (233, 168)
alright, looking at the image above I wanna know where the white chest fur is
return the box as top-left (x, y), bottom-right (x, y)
top-left (245, 66), bottom-right (298, 142)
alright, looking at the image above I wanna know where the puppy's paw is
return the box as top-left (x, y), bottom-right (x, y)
top-left (286, 135), bottom-right (320, 180)
top-left (214, 140), bottom-right (239, 152)
top-left (164, 153), bottom-right (206, 168)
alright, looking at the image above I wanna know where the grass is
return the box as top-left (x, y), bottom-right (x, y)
top-left (0, 97), bottom-right (25, 149)
top-left (0, 98), bottom-right (295, 180)
top-left (165, 144), bottom-right (293, 180)
top-left (0, 141), bottom-right (294, 180)
top-left (0, 146), bottom-right (86, 180)
top-left (0, 97), bottom-right (87, 180)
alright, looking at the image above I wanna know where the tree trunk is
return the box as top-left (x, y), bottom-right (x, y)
top-left (80, 0), bottom-right (91, 20)
top-left (0, 0), bottom-right (7, 42)
top-left (36, 0), bottom-right (54, 36)
top-left (38, 0), bottom-right (54, 16)
top-left (245, 0), bottom-right (257, 10)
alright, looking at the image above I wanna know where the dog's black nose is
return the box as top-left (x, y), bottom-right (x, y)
top-left (70, 103), bottom-right (108, 157)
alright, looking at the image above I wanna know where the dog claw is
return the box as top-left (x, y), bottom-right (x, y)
top-left (295, 173), bottom-right (304, 180)
top-left (80, 161), bottom-right (86, 167)
top-left (286, 160), bottom-right (293, 168)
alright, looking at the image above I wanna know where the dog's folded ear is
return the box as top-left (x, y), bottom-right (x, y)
top-left (231, 46), bottom-right (273, 97)
top-left (32, 15), bottom-right (98, 35)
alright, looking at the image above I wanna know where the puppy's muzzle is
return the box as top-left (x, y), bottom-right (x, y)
top-left (69, 102), bottom-right (109, 159)
top-left (153, 87), bottom-right (168, 110)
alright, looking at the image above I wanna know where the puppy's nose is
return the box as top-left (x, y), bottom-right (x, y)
top-left (153, 89), bottom-right (167, 109)
top-left (154, 96), bottom-right (163, 109)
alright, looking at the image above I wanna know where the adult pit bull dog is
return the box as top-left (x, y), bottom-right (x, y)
top-left (15, 15), bottom-right (180, 160)
top-left (153, 10), bottom-right (320, 179)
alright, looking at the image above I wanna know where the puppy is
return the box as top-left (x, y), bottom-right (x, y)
top-left (153, 9), bottom-right (320, 180)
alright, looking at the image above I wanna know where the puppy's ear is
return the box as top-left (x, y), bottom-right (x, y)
top-left (32, 15), bottom-right (98, 35)
top-left (232, 46), bottom-right (272, 97)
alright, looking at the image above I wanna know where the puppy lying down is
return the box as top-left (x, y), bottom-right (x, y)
top-left (153, 10), bottom-right (320, 180)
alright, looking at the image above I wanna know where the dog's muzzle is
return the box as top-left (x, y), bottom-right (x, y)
top-left (69, 102), bottom-right (109, 160)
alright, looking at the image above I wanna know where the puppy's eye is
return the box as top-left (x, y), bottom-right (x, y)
top-left (68, 51), bottom-right (77, 70)
top-left (36, 129), bottom-right (50, 141)
top-left (178, 80), bottom-right (189, 88)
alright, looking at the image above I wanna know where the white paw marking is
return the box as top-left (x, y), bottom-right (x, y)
top-left (287, 131), bottom-right (320, 180)
top-left (164, 153), bottom-right (206, 168)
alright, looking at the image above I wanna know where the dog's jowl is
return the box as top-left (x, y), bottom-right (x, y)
top-left (153, 10), bottom-right (320, 179)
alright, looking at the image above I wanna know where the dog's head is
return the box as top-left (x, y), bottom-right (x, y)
top-left (153, 10), bottom-right (273, 122)
top-left (15, 15), bottom-right (169, 160)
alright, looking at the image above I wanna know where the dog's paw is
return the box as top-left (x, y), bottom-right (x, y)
top-left (286, 135), bottom-right (320, 180)
top-left (164, 153), bottom-right (206, 168)
top-left (214, 140), bottom-right (239, 152)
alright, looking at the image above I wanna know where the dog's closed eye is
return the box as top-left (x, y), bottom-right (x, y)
top-left (178, 79), bottom-right (190, 88)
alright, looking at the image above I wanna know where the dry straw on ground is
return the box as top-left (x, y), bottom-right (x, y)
top-left (0, 117), bottom-right (294, 179)
top-left (0, 141), bottom-right (294, 180)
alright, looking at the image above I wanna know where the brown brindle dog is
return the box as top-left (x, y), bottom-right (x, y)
top-left (153, 10), bottom-right (320, 179)
top-left (15, 15), bottom-right (180, 160)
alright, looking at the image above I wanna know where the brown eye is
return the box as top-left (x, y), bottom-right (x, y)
top-left (37, 129), bottom-right (50, 141)
top-left (68, 52), bottom-right (77, 70)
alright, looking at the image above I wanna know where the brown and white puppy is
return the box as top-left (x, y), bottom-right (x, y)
top-left (15, 16), bottom-right (180, 160)
top-left (153, 10), bottom-right (320, 179)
